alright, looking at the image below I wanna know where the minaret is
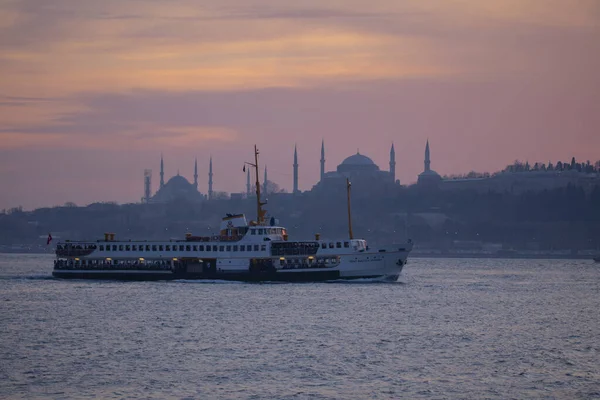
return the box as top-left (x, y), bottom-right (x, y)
top-left (160, 154), bottom-right (165, 189)
top-left (389, 142), bottom-right (396, 182)
top-left (293, 144), bottom-right (299, 194)
top-left (208, 156), bottom-right (213, 200)
top-left (263, 165), bottom-right (268, 195)
top-left (424, 139), bottom-right (431, 172)
top-left (143, 169), bottom-right (152, 203)
top-left (246, 168), bottom-right (251, 197)
top-left (320, 139), bottom-right (325, 182)
top-left (193, 158), bottom-right (198, 190)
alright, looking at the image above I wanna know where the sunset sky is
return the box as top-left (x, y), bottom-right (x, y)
top-left (0, 0), bottom-right (599, 210)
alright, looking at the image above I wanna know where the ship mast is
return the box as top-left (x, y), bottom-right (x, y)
top-left (246, 145), bottom-right (267, 225)
top-left (346, 178), bottom-right (353, 239)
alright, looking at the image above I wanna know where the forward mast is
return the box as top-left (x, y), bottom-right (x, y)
top-left (245, 145), bottom-right (268, 226)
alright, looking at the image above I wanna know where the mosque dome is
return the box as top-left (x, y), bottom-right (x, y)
top-left (418, 169), bottom-right (442, 180)
top-left (417, 169), bottom-right (442, 188)
top-left (165, 175), bottom-right (192, 188)
top-left (340, 153), bottom-right (376, 166)
top-left (337, 152), bottom-right (380, 174)
top-left (152, 173), bottom-right (204, 203)
top-left (417, 140), bottom-right (442, 187)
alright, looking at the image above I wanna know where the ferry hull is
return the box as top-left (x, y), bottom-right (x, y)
top-left (52, 251), bottom-right (408, 282)
top-left (52, 256), bottom-right (404, 282)
top-left (52, 269), bottom-right (342, 282)
top-left (51, 271), bottom-right (399, 282)
top-left (52, 270), bottom-right (175, 281)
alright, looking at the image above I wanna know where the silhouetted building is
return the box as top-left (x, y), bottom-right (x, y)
top-left (148, 156), bottom-right (205, 203)
top-left (442, 169), bottom-right (600, 194)
top-left (390, 142), bottom-right (396, 183)
top-left (142, 169), bottom-right (152, 203)
top-left (208, 156), bottom-right (213, 200)
top-left (293, 145), bottom-right (299, 194)
top-left (417, 140), bottom-right (442, 187)
top-left (311, 142), bottom-right (397, 196)
top-left (320, 139), bottom-right (325, 183)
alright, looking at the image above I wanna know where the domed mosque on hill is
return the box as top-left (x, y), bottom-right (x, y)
top-left (328, 150), bottom-right (395, 181)
top-left (306, 140), bottom-right (398, 196)
top-left (299, 139), bottom-right (440, 195)
top-left (143, 155), bottom-right (214, 203)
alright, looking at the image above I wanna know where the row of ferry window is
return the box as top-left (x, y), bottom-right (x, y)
top-left (250, 228), bottom-right (285, 235)
top-left (322, 242), bottom-right (351, 249)
top-left (99, 244), bottom-right (267, 252)
top-left (279, 257), bottom-right (339, 266)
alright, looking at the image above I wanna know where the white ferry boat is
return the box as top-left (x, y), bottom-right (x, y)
top-left (52, 146), bottom-right (412, 282)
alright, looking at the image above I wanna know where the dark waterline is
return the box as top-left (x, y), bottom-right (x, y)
top-left (1, 254), bottom-right (599, 399)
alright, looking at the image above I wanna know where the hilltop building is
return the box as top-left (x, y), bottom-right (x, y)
top-left (144, 155), bottom-right (206, 203)
top-left (441, 168), bottom-right (600, 194)
top-left (417, 140), bottom-right (442, 187)
top-left (310, 141), bottom-right (398, 196)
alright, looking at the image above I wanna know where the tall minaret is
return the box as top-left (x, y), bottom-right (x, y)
top-left (320, 139), bottom-right (325, 182)
top-left (263, 165), bottom-right (268, 195)
top-left (424, 139), bottom-right (431, 172)
top-left (246, 168), bottom-right (251, 197)
top-left (293, 144), bottom-right (299, 194)
top-left (389, 142), bottom-right (396, 182)
top-left (160, 154), bottom-right (165, 189)
top-left (208, 156), bottom-right (213, 200)
top-left (193, 158), bottom-right (198, 190)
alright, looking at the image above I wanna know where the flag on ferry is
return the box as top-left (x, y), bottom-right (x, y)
top-left (46, 233), bottom-right (52, 245)
top-left (243, 165), bottom-right (246, 172)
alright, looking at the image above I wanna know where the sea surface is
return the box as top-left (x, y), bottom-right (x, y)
top-left (0, 254), bottom-right (599, 399)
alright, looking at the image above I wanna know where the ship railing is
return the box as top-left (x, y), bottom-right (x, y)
top-left (56, 243), bottom-right (98, 248)
top-left (56, 247), bottom-right (97, 257)
top-left (275, 256), bottom-right (340, 270)
top-left (53, 259), bottom-right (173, 271)
top-left (270, 248), bottom-right (319, 256)
top-left (214, 235), bottom-right (243, 242)
top-left (185, 235), bottom-right (244, 242)
top-left (185, 236), bottom-right (212, 242)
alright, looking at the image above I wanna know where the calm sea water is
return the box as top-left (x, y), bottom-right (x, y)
top-left (0, 254), bottom-right (599, 399)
